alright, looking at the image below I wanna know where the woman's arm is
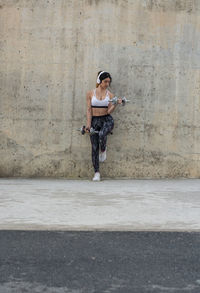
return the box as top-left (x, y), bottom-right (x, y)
top-left (107, 92), bottom-right (122, 114)
top-left (86, 91), bottom-right (92, 130)
top-left (108, 93), bottom-right (116, 114)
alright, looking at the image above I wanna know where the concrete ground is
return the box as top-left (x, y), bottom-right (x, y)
top-left (0, 178), bottom-right (200, 231)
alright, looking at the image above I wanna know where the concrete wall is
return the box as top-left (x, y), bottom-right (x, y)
top-left (1, 0), bottom-right (200, 179)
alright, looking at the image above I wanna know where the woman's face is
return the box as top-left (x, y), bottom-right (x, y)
top-left (100, 77), bottom-right (111, 89)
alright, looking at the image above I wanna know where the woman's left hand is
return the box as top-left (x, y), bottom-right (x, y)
top-left (117, 98), bottom-right (123, 104)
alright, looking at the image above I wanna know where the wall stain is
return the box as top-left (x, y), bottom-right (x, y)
top-left (143, 0), bottom-right (196, 13)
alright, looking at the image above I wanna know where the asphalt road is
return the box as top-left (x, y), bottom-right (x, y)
top-left (0, 231), bottom-right (200, 293)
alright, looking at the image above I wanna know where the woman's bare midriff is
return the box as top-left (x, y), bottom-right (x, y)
top-left (91, 107), bottom-right (108, 116)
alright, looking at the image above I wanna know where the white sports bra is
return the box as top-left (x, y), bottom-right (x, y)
top-left (91, 89), bottom-right (110, 108)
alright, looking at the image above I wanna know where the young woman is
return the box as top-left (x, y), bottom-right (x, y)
top-left (86, 71), bottom-right (122, 181)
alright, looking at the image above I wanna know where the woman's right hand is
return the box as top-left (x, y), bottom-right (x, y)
top-left (117, 98), bottom-right (123, 104)
top-left (86, 125), bottom-right (91, 133)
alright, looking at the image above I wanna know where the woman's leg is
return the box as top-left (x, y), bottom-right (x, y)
top-left (99, 115), bottom-right (114, 152)
top-left (90, 133), bottom-right (100, 172)
top-left (90, 116), bottom-right (101, 172)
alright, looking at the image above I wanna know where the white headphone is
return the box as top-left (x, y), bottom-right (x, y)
top-left (96, 71), bottom-right (105, 84)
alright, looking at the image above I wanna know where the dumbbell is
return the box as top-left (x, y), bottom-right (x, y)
top-left (108, 96), bottom-right (130, 106)
top-left (77, 125), bottom-right (113, 135)
top-left (77, 125), bottom-right (99, 135)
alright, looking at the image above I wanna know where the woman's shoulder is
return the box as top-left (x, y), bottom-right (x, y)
top-left (86, 89), bottom-right (95, 97)
top-left (86, 89), bottom-right (94, 100)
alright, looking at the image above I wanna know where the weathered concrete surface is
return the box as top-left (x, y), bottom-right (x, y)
top-left (1, 0), bottom-right (200, 178)
top-left (0, 178), bottom-right (200, 231)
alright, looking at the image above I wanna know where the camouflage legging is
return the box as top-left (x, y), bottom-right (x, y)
top-left (90, 114), bottom-right (114, 172)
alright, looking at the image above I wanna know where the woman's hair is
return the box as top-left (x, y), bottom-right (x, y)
top-left (96, 71), bottom-right (112, 88)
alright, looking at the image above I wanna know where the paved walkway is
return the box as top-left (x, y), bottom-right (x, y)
top-left (0, 178), bottom-right (200, 231)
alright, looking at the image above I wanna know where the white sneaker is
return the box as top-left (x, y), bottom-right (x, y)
top-left (92, 172), bottom-right (101, 181)
top-left (99, 147), bottom-right (107, 162)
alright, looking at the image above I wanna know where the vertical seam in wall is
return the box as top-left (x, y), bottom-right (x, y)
top-left (69, 2), bottom-right (79, 175)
